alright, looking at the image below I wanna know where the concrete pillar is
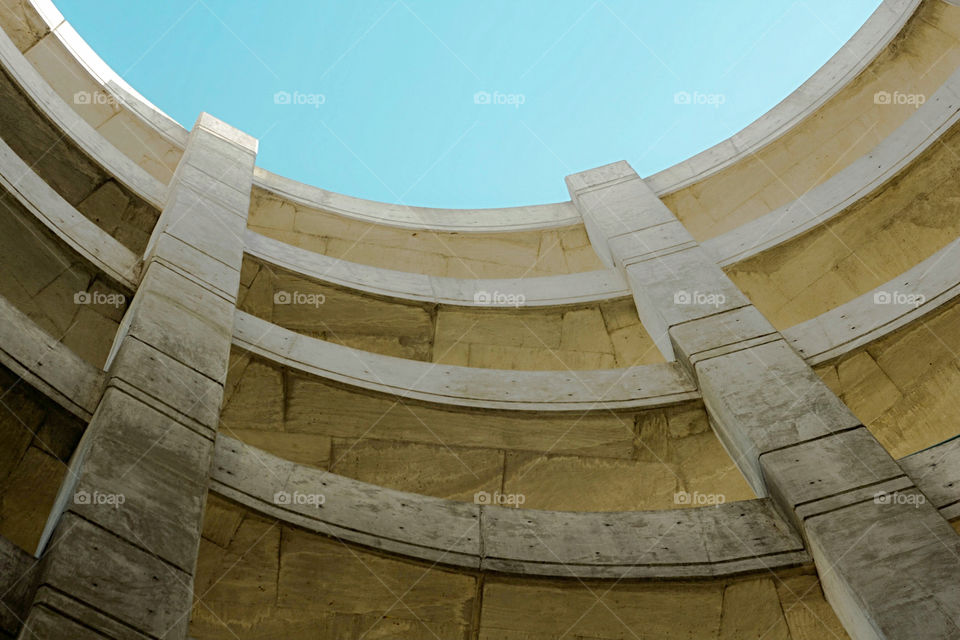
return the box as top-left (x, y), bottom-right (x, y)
top-left (20, 113), bottom-right (256, 639)
top-left (568, 161), bottom-right (960, 640)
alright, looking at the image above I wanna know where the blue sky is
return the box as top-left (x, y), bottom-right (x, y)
top-left (57, 0), bottom-right (880, 208)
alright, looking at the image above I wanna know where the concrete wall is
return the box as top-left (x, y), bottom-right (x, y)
top-left (0, 362), bottom-right (83, 552)
top-left (0, 52), bottom-right (159, 253)
top-left (239, 256), bottom-right (661, 368)
top-left (0, 0), bottom-right (183, 184)
top-left (221, 350), bottom-right (753, 511)
top-left (815, 295), bottom-right (960, 458)
top-left (0, 0), bottom-right (958, 636)
top-left (189, 496), bottom-right (847, 639)
top-left (726, 116), bottom-right (960, 329)
top-left (0, 182), bottom-right (126, 367)
top-left (248, 187), bottom-right (605, 277)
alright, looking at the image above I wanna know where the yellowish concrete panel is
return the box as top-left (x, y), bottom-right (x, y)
top-left (190, 500), bottom-right (847, 639)
top-left (827, 299), bottom-right (960, 457)
top-left (727, 119), bottom-right (960, 329)
top-left (249, 188), bottom-right (605, 277)
top-left (329, 438), bottom-right (503, 502)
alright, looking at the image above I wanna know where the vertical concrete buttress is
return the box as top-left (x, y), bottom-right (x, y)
top-left (567, 160), bottom-right (960, 640)
top-left (19, 113), bottom-right (256, 639)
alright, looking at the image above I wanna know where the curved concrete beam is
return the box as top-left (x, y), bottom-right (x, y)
top-left (233, 311), bottom-right (697, 411)
top-left (704, 65), bottom-right (960, 266)
top-left (246, 69), bottom-right (960, 308)
top-left (253, 167), bottom-right (581, 232)
top-left (783, 239), bottom-right (960, 365)
top-left (245, 229), bottom-right (630, 307)
top-left (211, 434), bottom-right (810, 577)
top-left (0, 135), bottom-right (139, 289)
top-left (0, 294), bottom-right (103, 419)
top-left (26, 0), bottom-right (189, 149)
top-left (0, 21), bottom-right (166, 208)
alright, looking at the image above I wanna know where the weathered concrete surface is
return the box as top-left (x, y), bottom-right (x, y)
top-left (189, 495), bottom-right (848, 640)
top-left (239, 253), bottom-right (661, 368)
top-left (0, 18), bottom-right (164, 222)
top-left (569, 160), bottom-right (960, 640)
top-left (245, 228), bottom-right (630, 305)
top-left (220, 340), bottom-right (756, 511)
top-left (725, 108), bottom-right (960, 331)
top-left (18, 113), bottom-right (254, 639)
top-left (249, 182), bottom-right (603, 278)
top-left (0, 358), bottom-right (84, 555)
top-left (233, 310), bottom-right (690, 410)
top-left (704, 63), bottom-right (960, 268)
top-left (0, 534), bottom-right (37, 637)
top-left (209, 434), bottom-right (786, 577)
top-left (809, 293), bottom-right (960, 460)
top-left (898, 436), bottom-right (960, 520)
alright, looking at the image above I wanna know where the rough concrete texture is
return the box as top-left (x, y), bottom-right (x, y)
top-left (814, 295), bottom-right (960, 458)
top-left (0, 362), bottom-right (83, 553)
top-left (0, 0), bottom-right (958, 636)
top-left (0, 50), bottom-right (159, 253)
top-left (569, 159), bottom-right (960, 639)
top-left (248, 186), bottom-right (605, 278)
top-left (726, 114), bottom-right (960, 330)
top-left (23, 32), bottom-right (182, 183)
top-left (220, 350), bottom-right (753, 511)
top-left (239, 255), bottom-right (661, 367)
top-left (0, 180), bottom-right (126, 367)
top-left (18, 113), bottom-right (255, 639)
top-left (188, 496), bottom-right (846, 639)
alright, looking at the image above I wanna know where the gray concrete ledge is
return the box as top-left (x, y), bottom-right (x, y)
top-left (27, 0), bottom-right (189, 149)
top-left (211, 433), bottom-right (811, 577)
top-left (0, 135), bottom-right (139, 290)
top-left (233, 310), bottom-right (698, 411)
top-left (783, 238), bottom-right (960, 365)
top-left (247, 66), bottom-right (960, 308)
top-left (704, 64), bottom-right (960, 267)
top-left (13, 0), bottom-right (920, 235)
top-left (646, 0), bottom-right (921, 196)
top-left (0, 294), bottom-right (103, 419)
top-left (252, 167), bottom-right (581, 232)
top-left (245, 229), bottom-right (630, 307)
top-left (0, 20), bottom-right (166, 209)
